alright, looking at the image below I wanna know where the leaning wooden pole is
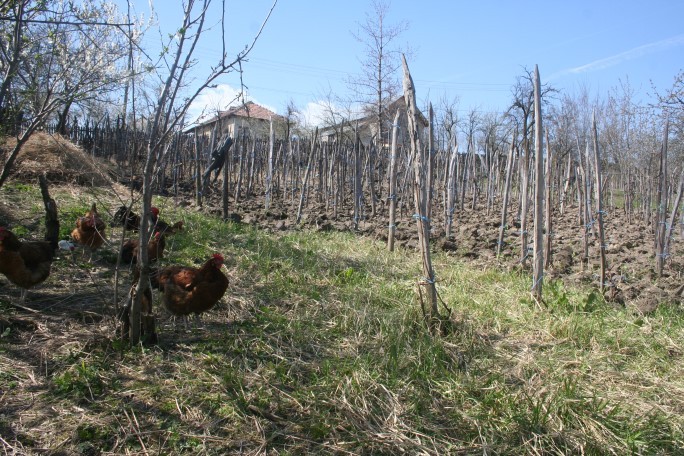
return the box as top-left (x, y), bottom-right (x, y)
top-left (427, 103), bottom-right (435, 221)
top-left (544, 128), bottom-right (553, 269)
top-left (353, 124), bottom-right (362, 230)
top-left (265, 116), bottom-right (275, 211)
top-left (531, 65), bottom-right (544, 302)
top-left (663, 168), bottom-right (683, 264)
top-left (402, 54), bottom-right (441, 330)
top-left (445, 137), bottom-right (459, 239)
top-left (387, 109), bottom-right (401, 251)
top-left (497, 133), bottom-right (516, 257)
top-left (591, 110), bottom-right (607, 294)
top-left (655, 119), bottom-right (669, 277)
top-left (296, 129), bottom-right (317, 225)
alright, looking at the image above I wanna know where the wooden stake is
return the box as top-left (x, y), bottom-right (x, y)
top-left (497, 134), bottom-right (515, 256)
top-left (388, 109), bottom-right (401, 251)
top-left (655, 119), bottom-right (669, 277)
top-left (402, 54), bottom-right (440, 330)
top-left (591, 111), bottom-right (607, 294)
top-left (532, 65), bottom-right (544, 302)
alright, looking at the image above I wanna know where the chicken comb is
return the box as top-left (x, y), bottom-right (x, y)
top-left (212, 253), bottom-right (224, 263)
top-left (151, 207), bottom-right (160, 217)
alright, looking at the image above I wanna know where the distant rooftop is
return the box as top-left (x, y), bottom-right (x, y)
top-left (218, 101), bottom-right (277, 121)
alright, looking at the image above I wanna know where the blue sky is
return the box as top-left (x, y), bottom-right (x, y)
top-left (121, 0), bottom-right (683, 125)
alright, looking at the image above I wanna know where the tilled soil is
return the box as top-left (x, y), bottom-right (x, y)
top-left (199, 187), bottom-right (683, 314)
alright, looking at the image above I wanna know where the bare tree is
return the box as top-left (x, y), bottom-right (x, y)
top-left (127, 0), bottom-right (277, 344)
top-left (349, 0), bottom-right (408, 137)
top-left (348, 0), bottom-right (409, 216)
top-left (0, 0), bottom-right (135, 188)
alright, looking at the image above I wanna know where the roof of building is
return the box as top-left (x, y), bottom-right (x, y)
top-left (187, 101), bottom-right (282, 132)
top-left (318, 96), bottom-right (428, 134)
top-left (220, 101), bottom-right (278, 121)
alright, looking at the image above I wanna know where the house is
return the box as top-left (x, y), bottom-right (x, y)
top-left (186, 101), bottom-right (285, 139)
top-left (318, 97), bottom-right (429, 148)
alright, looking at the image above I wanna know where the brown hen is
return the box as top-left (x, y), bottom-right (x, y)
top-left (71, 203), bottom-right (106, 259)
top-left (111, 205), bottom-right (142, 232)
top-left (150, 253), bottom-right (228, 326)
top-left (0, 227), bottom-right (56, 302)
top-left (121, 230), bottom-right (166, 264)
top-left (151, 207), bottom-right (183, 236)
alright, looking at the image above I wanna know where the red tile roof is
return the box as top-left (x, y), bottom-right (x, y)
top-left (220, 101), bottom-right (277, 121)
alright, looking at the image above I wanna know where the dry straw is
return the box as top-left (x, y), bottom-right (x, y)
top-left (1, 131), bottom-right (111, 186)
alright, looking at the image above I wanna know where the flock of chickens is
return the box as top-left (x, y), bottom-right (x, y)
top-left (0, 203), bottom-right (229, 328)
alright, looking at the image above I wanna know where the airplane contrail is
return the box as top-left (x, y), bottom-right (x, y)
top-left (550, 34), bottom-right (684, 79)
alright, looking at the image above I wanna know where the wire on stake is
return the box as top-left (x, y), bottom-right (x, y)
top-left (530, 273), bottom-right (544, 291)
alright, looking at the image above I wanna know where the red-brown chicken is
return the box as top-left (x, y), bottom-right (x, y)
top-left (71, 203), bottom-right (107, 258)
top-left (151, 207), bottom-right (183, 236)
top-left (111, 205), bottom-right (142, 232)
top-left (150, 253), bottom-right (229, 325)
top-left (120, 230), bottom-right (166, 264)
top-left (0, 227), bottom-right (56, 301)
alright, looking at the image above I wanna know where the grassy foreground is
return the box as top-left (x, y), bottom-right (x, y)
top-left (0, 184), bottom-right (683, 455)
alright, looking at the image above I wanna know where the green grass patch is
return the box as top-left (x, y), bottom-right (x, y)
top-left (1, 184), bottom-right (683, 454)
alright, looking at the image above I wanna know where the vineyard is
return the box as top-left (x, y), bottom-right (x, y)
top-left (6, 98), bottom-right (683, 312)
top-left (0, 0), bottom-right (683, 452)
top-left (0, 125), bottom-right (683, 454)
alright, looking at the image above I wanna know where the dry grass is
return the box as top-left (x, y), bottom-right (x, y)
top-left (1, 131), bottom-right (112, 186)
top-left (0, 182), bottom-right (683, 455)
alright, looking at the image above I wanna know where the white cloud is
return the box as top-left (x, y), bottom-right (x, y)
top-left (298, 100), bottom-right (367, 128)
top-left (550, 34), bottom-right (684, 80)
top-left (185, 83), bottom-right (278, 125)
top-left (299, 101), bottom-right (332, 128)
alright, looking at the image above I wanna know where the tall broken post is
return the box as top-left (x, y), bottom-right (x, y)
top-left (531, 65), bottom-right (544, 303)
top-left (387, 109), bottom-right (401, 251)
top-left (402, 54), bottom-right (442, 331)
top-left (544, 129), bottom-right (553, 269)
top-left (497, 133), bottom-right (516, 257)
top-left (655, 119), bottom-right (669, 277)
top-left (265, 116), bottom-right (275, 211)
top-left (296, 128), bottom-right (317, 225)
top-left (591, 110), bottom-right (607, 294)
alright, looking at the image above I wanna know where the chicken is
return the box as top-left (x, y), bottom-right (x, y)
top-left (150, 253), bottom-right (229, 326)
top-left (151, 207), bottom-right (183, 236)
top-left (120, 231), bottom-right (166, 264)
top-left (0, 227), bottom-right (56, 302)
top-left (71, 203), bottom-right (106, 259)
top-left (111, 205), bottom-right (142, 232)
